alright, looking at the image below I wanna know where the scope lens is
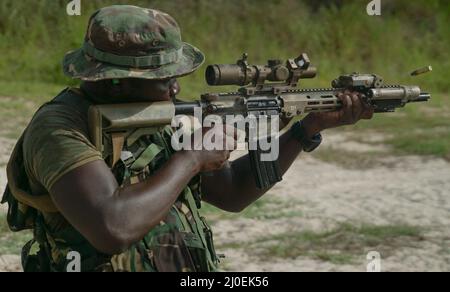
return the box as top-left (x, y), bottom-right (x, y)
top-left (205, 65), bottom-right (221, 86)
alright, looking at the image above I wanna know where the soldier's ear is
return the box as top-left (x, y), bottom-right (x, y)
top-left (169, 78), bottom-right (180, 99)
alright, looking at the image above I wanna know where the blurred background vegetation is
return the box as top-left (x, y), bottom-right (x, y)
top-left (0, 0), bottom-right (449, 156)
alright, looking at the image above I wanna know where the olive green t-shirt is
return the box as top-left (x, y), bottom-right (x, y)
top-left (22, 92), bottom-right (102, 193)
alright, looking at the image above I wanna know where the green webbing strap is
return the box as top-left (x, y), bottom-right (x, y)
top-left (130, 143), bottom-right (163, 171)
top-left (154, 126), bottom-right (173, 160)
top-left (172, 206), bottom-right (191, 233)
top-left (83, 42), bottom-right (183, 68)
top-left (130, 245), bottom-right (136, 272)
top-left (184, 190), bottom-right (216, 270)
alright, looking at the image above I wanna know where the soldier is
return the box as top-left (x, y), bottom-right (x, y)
top-left (1, 5), bottom-right (373, 272)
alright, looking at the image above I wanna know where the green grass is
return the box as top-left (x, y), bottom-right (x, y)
top-left (312, 147), bottom-right (386, 169)
top-left (219, 223), bottom-right (425, 265)
top-left (0, 0), bottom-right (449, 92)
top-left (314, 252), bottom-right (354, 265)
top-left (0, 96), bottom-right (37, 139)
top-left (391, 134), bottom-right (450, 159)
top-left (0, 81), bottom-right (62, 101)
top-left (349, 93), bottom-right (450, 158)
top-left (201, 196), bottom-right (303, 222)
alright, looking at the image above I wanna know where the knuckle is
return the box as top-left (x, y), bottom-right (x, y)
top-left (345, 96), bottom-right (352, 106)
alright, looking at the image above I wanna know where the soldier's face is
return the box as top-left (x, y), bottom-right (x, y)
top-left (121, 78), bottom-right (180, 102)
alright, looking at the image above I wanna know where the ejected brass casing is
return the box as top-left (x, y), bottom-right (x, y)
top-left (410, 66), bottom-right (433, 76)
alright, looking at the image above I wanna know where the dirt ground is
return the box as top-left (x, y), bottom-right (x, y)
top-left (0, 132), bottom-right (449, 272)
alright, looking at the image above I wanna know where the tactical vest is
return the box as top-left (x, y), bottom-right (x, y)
top-left (1, 88), bottom-right (219, 272)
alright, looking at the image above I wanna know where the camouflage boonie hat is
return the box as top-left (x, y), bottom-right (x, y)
top-left (63, 5), bottom-right (205, 81)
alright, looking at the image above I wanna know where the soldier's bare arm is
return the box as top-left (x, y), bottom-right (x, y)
top-left (49, 126), bottom-right (231, 255)
top-left (50, 153), bottom-right (197, 254)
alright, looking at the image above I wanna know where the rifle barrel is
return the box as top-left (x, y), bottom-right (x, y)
top-left (410, 93), bottom-right (431, 103)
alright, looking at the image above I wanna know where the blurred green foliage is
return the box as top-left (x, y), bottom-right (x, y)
top-left (0, 0), bottom-right (448, 93)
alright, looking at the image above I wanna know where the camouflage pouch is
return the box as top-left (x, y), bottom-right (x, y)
top-left (1, 184), bottom-right (37, 232)
top-left (1, 134), bottom-right (41, 232)
top-left (143, 224), bottom-right (208, 272)
top-left (181, 231), bottom-right (210, 272)
top-left (21, 239), bottom-right (51, 272)
top-left (151, 231), bottom-right (197, 272)
top-left (200, 216), bottom-right (220, 265)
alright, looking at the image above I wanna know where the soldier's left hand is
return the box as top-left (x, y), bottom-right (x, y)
top-left (302, 90), bottom-right (375, 137)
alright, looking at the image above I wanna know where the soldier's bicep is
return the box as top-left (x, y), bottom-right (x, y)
top-left (50, 159), bottom-right (119, 223)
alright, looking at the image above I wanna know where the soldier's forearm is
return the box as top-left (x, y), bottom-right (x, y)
top-left (202, 127), bottom-right (303, 212)
top-left (108, 151), bottom-right (200, 246)
top-left (51, 152), bottom-right (201, 255)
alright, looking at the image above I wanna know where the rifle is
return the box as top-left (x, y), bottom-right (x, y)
top-left (88, 53), bottom-right (431, 189)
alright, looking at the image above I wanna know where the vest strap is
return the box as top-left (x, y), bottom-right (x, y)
top-left (184, 190), bottom-right (216, 269)
top-left (111, 132), bottom-right (126, 167)
top-left (130, 143), bottom-right (163, 171)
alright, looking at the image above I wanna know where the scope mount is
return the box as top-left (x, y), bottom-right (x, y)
top-left (236, 52), bottom-right (317, 96)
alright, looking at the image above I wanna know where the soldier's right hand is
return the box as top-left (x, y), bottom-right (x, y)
top-left (184, 125), bottom-right (238, 173)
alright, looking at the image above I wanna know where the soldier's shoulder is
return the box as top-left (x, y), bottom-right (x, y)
top-left (22, 88), bottom-right (93, 152)
top-left (19, 88), bottom-right (102, 192)
top-left (29, 88), bottom-right (90, 129)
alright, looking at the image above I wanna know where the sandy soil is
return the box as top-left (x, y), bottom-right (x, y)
top-left (214, 152), bottom-right (450, 272)
top-left (0, 132), bottom-right (449, 272)
top-left (216, 132), bottom-right (450, 272)
top-left (0, 255), bottom-right (21, 272)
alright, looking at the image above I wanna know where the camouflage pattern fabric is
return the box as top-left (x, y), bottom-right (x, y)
top-left (63, 5), bottom-right (205, 81)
